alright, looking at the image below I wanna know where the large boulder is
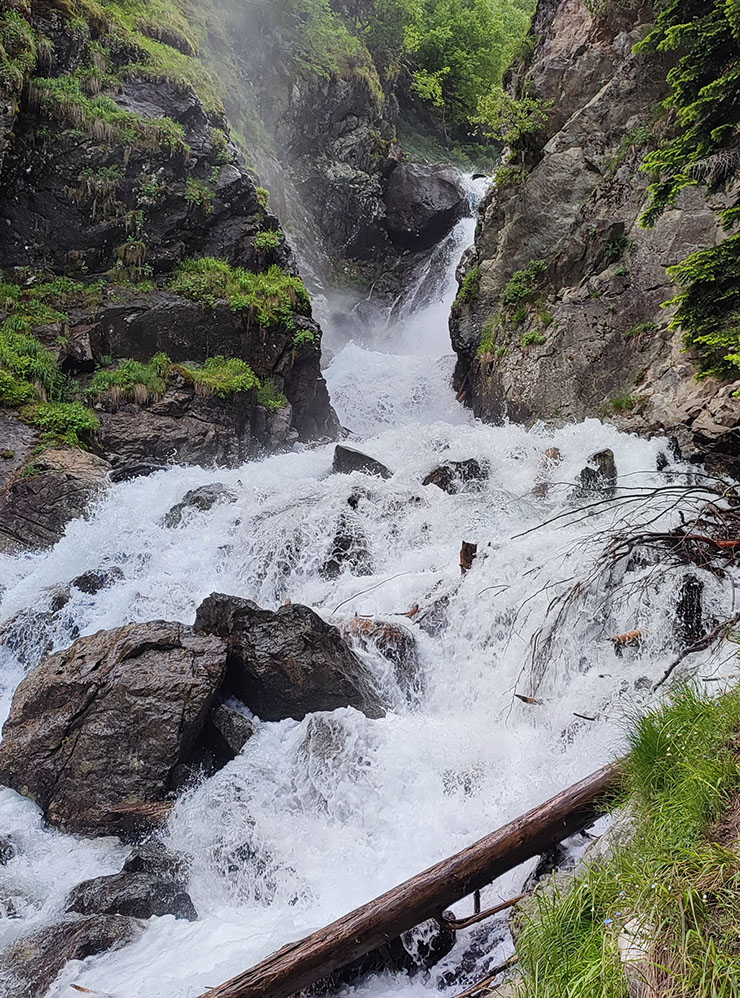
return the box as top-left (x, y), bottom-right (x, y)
top-left (195, 593), bottom-right (385, 721)
top-left (384, 163), bottom-right (467, 251)
top-left (65, 870), bottom-right (197, 921)
top-left (333, 445), bottom-right (392, 479)
top-left (422, 459), bottom-right (486, 494)
top-left (0, 621), bottom-right (227, 836)
top-left (0, 914), bottom-right (141, 998)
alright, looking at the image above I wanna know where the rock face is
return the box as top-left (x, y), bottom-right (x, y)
top-left (385, 164), bottom-right (467, 251)
top-left (195, 593), bottom-right (385, 721)
top-left (0, 914), bottom-right (141, 998)
top-left (0, 621), bottom-right (227, 836)
top-left (450, 0), bottom-right (740, 476)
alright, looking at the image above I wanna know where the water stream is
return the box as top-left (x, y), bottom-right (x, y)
top-left (0, 182), bottom-right (736, 998)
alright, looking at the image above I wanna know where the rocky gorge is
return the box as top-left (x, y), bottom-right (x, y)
top-left (2, 1), bottom-right (740, 998)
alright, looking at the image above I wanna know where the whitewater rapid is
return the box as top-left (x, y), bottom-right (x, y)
top-left (0, 194), bottom-right (735, 998)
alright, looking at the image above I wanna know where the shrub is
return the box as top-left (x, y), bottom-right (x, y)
top-left (522, 330), bottom-right (546, 347)
top-left (184, 177), bottom-right (215, 213)
top-left (87, 353), bottom-right (170, 401)
top-left (22, 401), bottom-right (100, 447)
top-left (256, 187), bottom-right (270, 208)
top-left (502, 259), bottom-right (548, 307)
top-left (254, 229), bottom-right (282, 253)
top-left (181, 356), bottom-right (259, 397)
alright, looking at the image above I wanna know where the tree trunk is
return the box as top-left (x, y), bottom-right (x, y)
top-left (198, 761), bottom-right (620, 998)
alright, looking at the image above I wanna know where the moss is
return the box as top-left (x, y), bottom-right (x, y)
top-left (610, 393), bottom-right (635, 413)
top-left (171, 258), bottom-right (310, 330)
top-left (502, 259), bottom-right (548, 308)
top-left (21, 400), bottom-right (100, 447)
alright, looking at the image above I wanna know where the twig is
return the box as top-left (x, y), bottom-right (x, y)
top-left (653, 613), bottom-right (740, 691)
top-left (442, 892), bottom-right (528, 930)
top-left (449, 955), bottom-right (519, 998)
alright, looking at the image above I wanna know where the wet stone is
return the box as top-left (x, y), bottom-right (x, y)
top-left (333, 445), bottom-right (392, 479)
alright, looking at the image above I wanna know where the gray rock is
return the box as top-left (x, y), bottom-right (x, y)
top-left (0, 621), bottom-right (227, 836)
top-left (422, 459), bottom-right (486, 494)
top-left (385, 163), bottom-right (467, 251)
top-left (333, 445), bottom-right (392, 479)
top-left (65, 870), bottom-right (197, 921)
top-left (195, 593), bottom-right (385, 721)
top-left (0, 914), bottom-right (141, 998)
top-left (576, 449), bottom-right (617, 498)
top-left (123, 841), bottom-right (189, 883)
top-left (337, 618), bottom-right (423, 702)
top-left (201, 702), bottom-right (256, 764)
top-left (71, 567), bottom-right (125, 595)
top-left (164, 483), bottom-right (239, 527)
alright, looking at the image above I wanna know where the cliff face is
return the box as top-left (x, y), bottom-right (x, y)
top-left (451, 0), bottom-right (740, 475)
top-left (0, 1), bottom-right (338, 553)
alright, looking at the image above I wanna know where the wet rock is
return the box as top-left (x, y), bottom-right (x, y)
top-left (675, 574), bottom-right (704, 646)
top-left (164, 483), bottom-right (239, 528)
top-left (0, 621), bottom-right (227, 836)
top-left (333, 445), bottom-right (392, 479)
top-left (71, 567), bottom-right (125, 595)
top-left (0, 448), bottom-right (111, 555)
top-left (0, 913), bottom-right (141, 998)
top-left (195, 593), bottom-right (385, 721)
top-left (0, 834), bottom-right (16, 864)
top-left (384, 163), bottom-right (467, 251)
top-left (575, 449), bottom-right (617, 498)
top-left (65, 870), bottom-right (197, 921)
top-left (422, 459), bottom-right (486, 494)
top-left (338, 618), bottom-right (423, 701)
top-left (0, 585), bottom-right (76, 670)
top-left (321, 513), bottom-right (374, 578)
top-left (123, 841), bottom-right (189, 883)
top-left (200, 702), bottom-right (256, 765)
top-left (109, 462), bottom-right (169, 483)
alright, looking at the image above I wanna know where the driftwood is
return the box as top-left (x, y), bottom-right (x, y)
top-left (199, 762), bottom-right (620, 998)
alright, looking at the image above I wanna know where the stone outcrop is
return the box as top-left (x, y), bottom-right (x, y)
top-left (195, 593), bottom-right (385, 721)
top-left (450, 0), bottom-right (740, 476)
top-left (0, 621), bottom-right (228, 836)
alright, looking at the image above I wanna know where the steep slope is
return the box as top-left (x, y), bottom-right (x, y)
top-left (451, 0), bottom-right (740, 476)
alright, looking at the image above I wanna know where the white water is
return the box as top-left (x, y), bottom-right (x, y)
top-left (0, 186), bottom-right (737, 998)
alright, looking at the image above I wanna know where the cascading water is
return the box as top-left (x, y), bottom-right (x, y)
top-left (0, 180), bottom-right (735, 998)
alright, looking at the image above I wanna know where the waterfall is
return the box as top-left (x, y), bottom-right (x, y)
top-left (0, 185), bottom-right (734, 998)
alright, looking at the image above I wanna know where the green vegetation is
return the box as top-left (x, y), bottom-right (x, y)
top-left (171, 258), bottom-right (310, 329)
top-left (502, 259), bottom-right (548, 309)
top-left (253, 229), bottom-right (283, 253)
top-left (182, 355), bottom-right (259, 397)
top-left (625, 320), bottom-right (657, 339)
top-left (184, 178), bottom-right (215, 213)
top-left (453, 263), bottom-right (481, 309)
top-left (515, 686), bottom-right (740, 998)
top-left (636, 1), bottom-right (740, 380)
top-left (474, 89), bottom-right (549, 152)
top-left (21, 401), bottom-right (100, 447)
top-left (255, 187), bottom-right (271, 209)
top-left (609, 393), bottom-right (635, 413)
top-left (87, 352), bottom-right (170, 401)
top-left (522, 329), bottom-right (546, 347)
top-left (257, 378), bottom-right (289, 411)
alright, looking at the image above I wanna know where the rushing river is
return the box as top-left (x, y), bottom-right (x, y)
top-left (0, 183), bottom-right (735, 998)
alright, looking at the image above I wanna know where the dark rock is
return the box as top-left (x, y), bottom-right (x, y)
top-left (200, 702), bottom-right (256, 765)
top-left (0, 587), bottom-right (77, 671)
top-left (338, 618), bottom-right (423, 702)
top-left (675, 574), bottom-right (704, 646)
top-left (0, 835), bottom-right (16, 865)
top-left (422, 459), bottom-right (486, 494)
top-left (333, 445), bottom-right (392, 479)
top-left (0, 448), bottom-right (111, 555)
top-left (575, 449), bottom-right (617, 498)
top-left (123, 841), bottom-right (189, 883)
top-left (109, 462), bottom-right (169, 483)
top-left (0, 621), bottom-right (227, 836)
top-left (71, 567), bottom-right (125, 595)
top-left (195, 593), bottom-right (384, 722)
top-left (65, 871), bottom-right (197, 921)
top-left (384, 163), bottom-right (467, 251)
top-left (321, 513), bottom-right (374, 579)
top-left (0, 913), bottom-right (141, 998)
top-left (164, 483), bottom-right (239, 528)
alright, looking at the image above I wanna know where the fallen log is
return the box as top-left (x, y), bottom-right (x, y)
top-left (199, 761), bottom-right (620, 998)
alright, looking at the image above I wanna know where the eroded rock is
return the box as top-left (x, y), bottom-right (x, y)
top-left (338, 617), bottom-right (423, 702)
top-left (65, 871), bottom-right (197, 921)
top-left (0, 621), bottom-right (227, 836)
top-left (195, 593), bottom-right (385, 721)
top-left (200, 702), bottom-right (256, 765)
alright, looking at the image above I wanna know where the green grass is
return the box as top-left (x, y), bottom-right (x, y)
top-left (87, 352), bottom-right (170, 401)
top-left (21, 400), bottom-right (100, 447)
top-left (253, 229), bottom-right (283, 253)
top-left (522, 330), bottom-right (546, 347)
top-left (625, 321), bottom-right (657, 339)
top-left (257, 377), bottom-right (288, 411)
top-left (453, 264), bottom-right (481, 310)
top-left (184, 177), bottom-right (215, 213)
top-left (171, 258), bottom-right (310, 330)
top-left (180, 355), bottom-right (259, 397)
top-left (515, 686), bottom-right (740, 998)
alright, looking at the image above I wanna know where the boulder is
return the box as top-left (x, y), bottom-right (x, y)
top-left (575, 449), bottom-right (618, 498)
top-left (200, 702), bottom-right (256, 765)
top-left (65, 870), bottom-right (197, 921)
top-left (123, 840), bottom-right (189, 883)
top-left (338, 617), bottom-right (423, 701)
top-left (333, 445), bottom-right (392, 479)
top-left (0, 621), bottom-right (227, 836)
top-left (195, 593), bottom-right (385, 721)
top-left (422, 459), bottom-right (486, 494)
top-left (71, 567), bottom-right (125, 595)
top-left (384, 163), bottom-right (467, 251)
top-left (0, 448), bottom-right (111, 555)
top-left (0, 914), bottom-right (141, 998)
top-left (164, 483), bottom-right (239, 527)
